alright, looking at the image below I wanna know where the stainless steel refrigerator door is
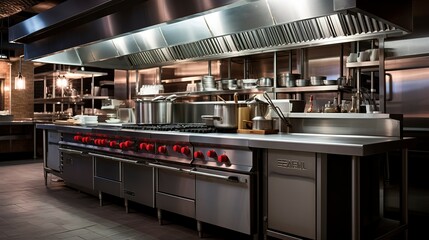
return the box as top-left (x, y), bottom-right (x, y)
top-left (385, 67), bottom-right (429, 129)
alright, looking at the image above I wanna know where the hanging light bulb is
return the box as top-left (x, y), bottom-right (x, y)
top-left (56, 74), bottom-right (68, 88)
top-left (14, 56), bottom-right (25, 90)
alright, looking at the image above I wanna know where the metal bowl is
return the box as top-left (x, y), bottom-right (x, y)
top-left (310, 76), bottom-right (326, 86)
top-left (323, 79), bottom-right (338, 85)
top-left (295, 79), bottom-right (310, 87)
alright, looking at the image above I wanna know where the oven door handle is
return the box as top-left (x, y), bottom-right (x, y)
top-left (88, 152), bottom-right (139, 164)
top-left (147, 163), bottom-right (192, 173)
top-left (58, 147), bottom-right (84, 155)
top-left (189, 169), bottom-right (247, 183)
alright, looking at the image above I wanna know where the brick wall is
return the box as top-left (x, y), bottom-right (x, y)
top-left (0, 60), bottom-right (34, 119)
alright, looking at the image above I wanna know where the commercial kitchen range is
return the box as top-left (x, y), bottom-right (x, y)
top-left (37, 113), bottom-right (411, 240)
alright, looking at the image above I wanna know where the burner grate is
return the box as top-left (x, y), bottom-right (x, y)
top-left (121, 123), bottom-right (217, 133)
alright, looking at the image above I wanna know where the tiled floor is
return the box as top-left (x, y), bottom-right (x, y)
top-left (0, 159), bottom-right (251, 240)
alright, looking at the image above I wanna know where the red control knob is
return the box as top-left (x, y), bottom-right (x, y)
top-left (94, 139), bottom-right (100, 145)
top-left (73, 135), bottom-right (82, 141)
top-left (139, 143), bottom-right (147, 150)
top-left (100, 139), bottom-right (107, 146)
top-left (109, 141), bottom-right (118, 148)
top-left (173, 145), bottom-right (181, 153)
top-left (207, 150), bottom-right (217, 158)
top-left (217, 154), bottom-right (229, 163)
top-left (83, 137), bottom-right (92, 143)
top-left (123, 140), bottom-right (133, 148)
top-left (194, 151), bottom-right (204, 159)
top-left (181, 146), bottom-right (190, 155)
top-left (158, 145), bottom-right (167, 154)
top-left (146, 144), bottom-right (154, 152)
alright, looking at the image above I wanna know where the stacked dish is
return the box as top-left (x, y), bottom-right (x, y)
top-left (105, 118), bottom-right (121, 123)
top-left (202, 75), bottom-right (216, 91)
top-left (73, 115), bottom-right (98, 126)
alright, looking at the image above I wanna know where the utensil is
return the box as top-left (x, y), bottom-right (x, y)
top-left (217, 95), bottom-right (226, 103)
top-left (201, 102), bottom-right (239, 129)
top-left (250, 119), bottom-right (273, 130)
top-left (234, 92), bottom-right (238, 104)
top-left (263, 92), bottom-right (292, 128)
top-left (277, 73), bottom-right (300, 87)
top-left (256, 77), bottom-right (273, 87)
top-left (295, 79), bottom-right (309, 87)
top-left (247, 98), bottom-right (269, 120)
top-left (310, 76), bottom-right (326, 86)
top-left (323, 79), bottom-right (338, 85)
top-left (135, 99), bottom-right (171, 124)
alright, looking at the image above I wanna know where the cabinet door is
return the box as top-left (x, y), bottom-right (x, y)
top-left (267, 150), bottom-right (316, 239)
top-left (62, 152), bottom-right (94, 190)
top-left (123, 163), bottom-right (155, 207)
top-left (47, 143), bottom-right (60, 171)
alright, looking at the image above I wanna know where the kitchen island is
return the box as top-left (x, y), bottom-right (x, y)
top-left (36, 114), bottom-right (411, 240)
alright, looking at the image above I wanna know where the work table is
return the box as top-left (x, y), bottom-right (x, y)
top-left (36, 123), bottom-right (409, 157)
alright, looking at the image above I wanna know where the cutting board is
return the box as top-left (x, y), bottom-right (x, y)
top-left (237, 129), bottom-right (279, 134)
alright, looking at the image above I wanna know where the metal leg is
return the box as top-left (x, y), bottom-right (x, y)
top-left (157, 208), bottom-right (163, 225)
top-left (197, 220), bottom-right (203, 238)
top-left (98, 191), bottom-right (103, 207)
top-left (352, 156), bottom-right (360, 240)
top-left (125, 199), bottom-right (129, 213)
top-left (402, 148), bottom-right (409, 240)
top-left (44, 171), bottom-right (48, 186)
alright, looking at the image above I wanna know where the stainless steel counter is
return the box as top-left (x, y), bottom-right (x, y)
top-left (36, 124), bottom-right (409, 157)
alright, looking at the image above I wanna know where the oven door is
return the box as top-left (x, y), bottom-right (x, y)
top-left (194, 167), bottom-right (253, 235)
top-left (148, 162), bottom-right (196, 219)
top-left (89, 152), bottom-right (140, 198)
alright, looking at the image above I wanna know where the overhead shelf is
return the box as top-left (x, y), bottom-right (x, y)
top-left (346, 61), bottom-right (379, 68)
top-left (275, 85), bottom-right (340, 93)
top-left (34, 97), bottom-right (83, 104)
top-left (136, 87), bottom-right (274, 98)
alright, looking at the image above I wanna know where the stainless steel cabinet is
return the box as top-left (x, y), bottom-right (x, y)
top-left (267, 149), bottom-right (320, 240)
top-left (61, 150), bottom-right (94, 192)
top-left (47, 131), bottom-right (61, 171)
top-left (123, 163), bottom-right (155, 208)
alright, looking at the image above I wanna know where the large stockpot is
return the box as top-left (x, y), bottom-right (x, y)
top-left (201, 102), bottom-right (239, 129)
top-left (135, 99), bottom-right (172, 124)
top-left (277, 73), bottom-right (301, 87)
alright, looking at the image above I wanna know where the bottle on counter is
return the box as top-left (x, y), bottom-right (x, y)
top-left (324, 101), bottom-right (336, 113)
top-left (349, 95), bottom-right (358, 113)
top-left (340, 100), bottom-right (349, 113)
top-left (307, 95), bottom-right (314, 113)
top-left (333, 97), bottom-right (340, 113)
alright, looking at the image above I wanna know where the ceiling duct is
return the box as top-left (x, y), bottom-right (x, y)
top-left (9, 0), bottom-right (412, 70)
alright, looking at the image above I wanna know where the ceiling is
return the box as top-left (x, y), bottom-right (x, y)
top-left (0, 0), bottom-right (65, 59)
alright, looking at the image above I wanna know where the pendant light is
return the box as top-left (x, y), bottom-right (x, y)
top-left (14, 55), bottom-right (25, 90)
top-left (56, 64), bottom-right (68, 88)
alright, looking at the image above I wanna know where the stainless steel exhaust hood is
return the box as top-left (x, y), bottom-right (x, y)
top-left (9, 0), bottom-right (412, 69)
